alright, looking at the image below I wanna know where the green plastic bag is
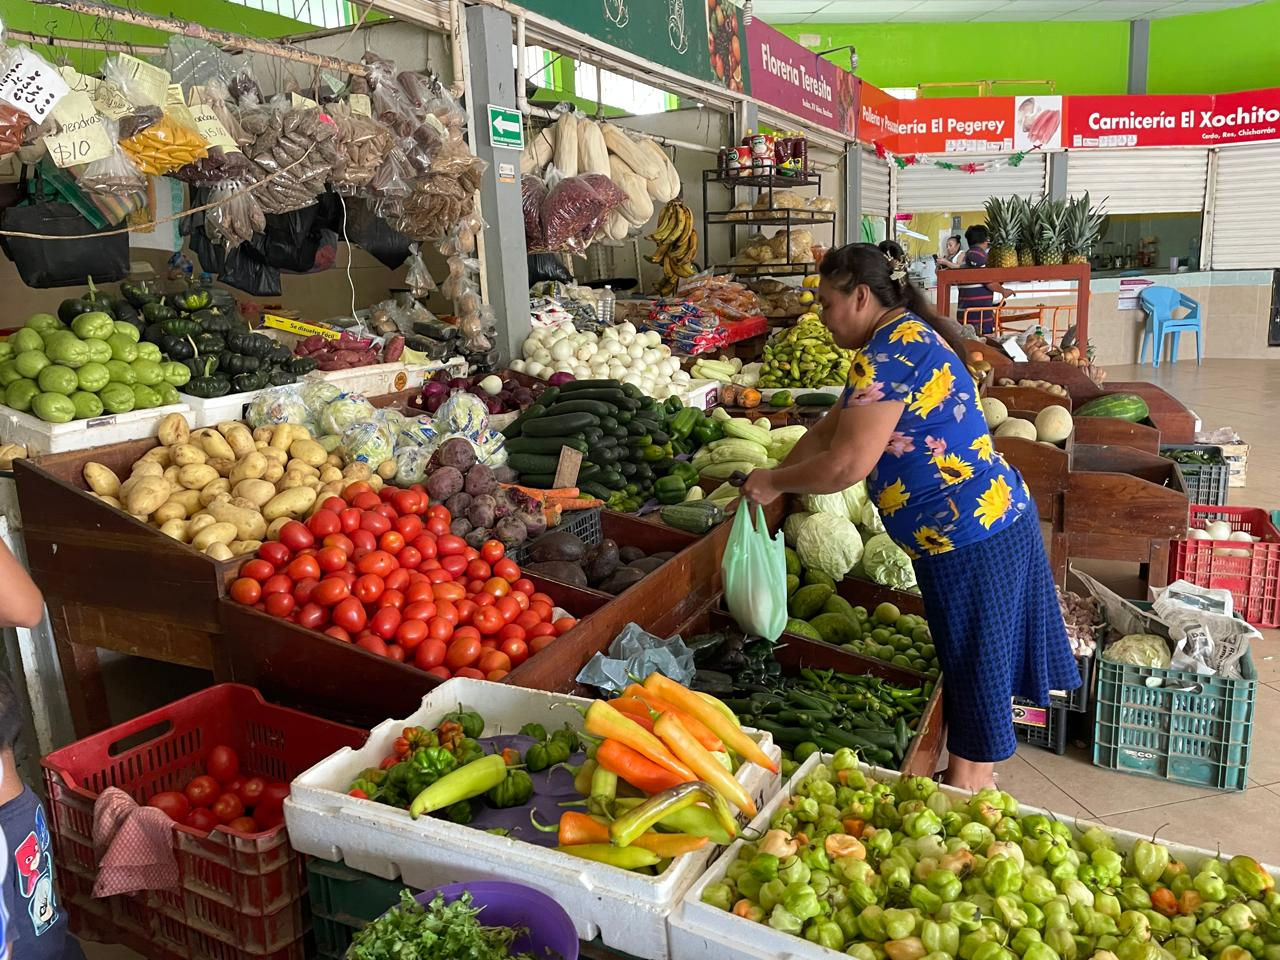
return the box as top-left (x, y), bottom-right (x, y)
top-left (722, 501), bottom-right (787, 642)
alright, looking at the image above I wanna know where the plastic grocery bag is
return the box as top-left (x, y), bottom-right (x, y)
top-left (722, 501), bottom-right (787, 642)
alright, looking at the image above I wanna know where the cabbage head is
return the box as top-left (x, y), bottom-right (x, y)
top-left (800, 491), bottom-right (852, 518)
top-left (860, 500), bottom-right (886, 537)
top-left (843, 481), bottom-right (869, 520)
top-left (783, 511), bottom-right (812, 549)
top-left (862, 533), bottom-right (916, 591)
top-left (247, 385), bottom-right (310, 429)
top-left (1104, 634), bottom-right (1171, 669)
top-left (299, 380), bottom-right (342, 418)
top-left (393, 445), bottom-right (430, 485)
top-left (796, 513), bottom-right (863, 580)
top-left (320, 392), bottom-right (375, 435)
top-left (340, 419), bottom-right (394, 465)
top-left (437, 392), bottom-right (490, 436)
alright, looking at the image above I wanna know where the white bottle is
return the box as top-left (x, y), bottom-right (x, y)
top-left (599, 285), bottom-right (615, 326)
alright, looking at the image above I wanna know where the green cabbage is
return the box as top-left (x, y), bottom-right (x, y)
top-left (783, 511), bottom-right (812, 548)
top-left (862, 533), bottom-right (917, 591)
top-left (800, 491), bottom-right (852, 517)
top-left (1104, 634), bottom-right (1171, 669)
top-left (844, 482), bottom-right (869, 520)
top-left (340, 419), bottom-right (394, 465)
top-left (321, 392), bottom-right (376, 435)
top-left (247, 385), bottom-right (310, 428)
top-left (860, 500), bottom-right (885, 537)
top-left (796, 513), bottom-right (863, 580)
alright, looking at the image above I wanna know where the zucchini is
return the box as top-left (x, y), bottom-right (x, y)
top-left (519, 473), bottom-right (557, 488)
top-left (583, 426), bottom-right (604, 443)
top-left (580, 481), bottom-right (613, 499)
top-left (649, 428), bottom-right (670, 445)
top-left (522, 412), bottom-right (601, 436)
top-left (504, 435), bottom-right (589, 455)
top-left (507, 453), bottom-right (564, 474)
top-left (550, 398), bottom-right (617, 417)
top-left (501, 403), bottom-right (545, 438)
top-left (626, 420), bottom-right (648, 437)
top-left (554, 388), bottom-right (625, 404)
top-left (796, 392), bottom-right (838, 407)
top-left (596, 446), bottom-right (619, 464)
top-left (660, 500), bottom-right (726, 534)
top-left (560, 378), bottom-right (622, 392)
top-left (616, 410), bottom-right (634, 425)
top-left (633, 463), bottom-right (654, 483)
top-left (619, 461), bottom-right (637, 477)
top-left (577, 464), bottom-right (602, 482)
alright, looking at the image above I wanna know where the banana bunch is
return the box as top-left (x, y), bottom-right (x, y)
top-left (646, 200), bottom-right (698, 296)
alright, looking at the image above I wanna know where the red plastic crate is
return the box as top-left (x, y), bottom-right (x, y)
top-left (42, 684), bottom-right (366, 957)
top-left (1170, 506), bottom-right (1280, 628)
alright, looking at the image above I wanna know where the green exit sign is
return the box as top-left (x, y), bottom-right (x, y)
top-left (488, 104), bottom-right (523, 150)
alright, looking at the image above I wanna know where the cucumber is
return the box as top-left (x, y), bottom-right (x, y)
top-left (619, 461), bottom-right (637, 477)
top-left (626, 420), bottom-right (648, 437)
top-left (796, 392), bottom-right (838, 407)
top-left (649, 428), bottom-right (670, 445)
top-left (560, 378), bottom-right (622, 392)
top-left (549, 398), bottom-right (617, 417)
top-left (616, 410), bottom-right (634, 424)
top-left (583, 426), bottom-right (604, 443)
top-left (522, 412), bottom-right (601, 436)
top-left (519, 473), bottom-right (557, 488)
top-left (599, 415), bottom-right (619, 433)
top-left (538, 387), bottom-right (561, 406)
top-left (621, 382), bottom-right (644, 400)
top-left (580, 481), bottom-right (613, 500)
top-left (554, 388), bottom-right (626, 404)
top-left (577, 464), bottom-right (602, 482)
top-left (504, 435), bottom-right (589, 455)
top-left (501, 402), bottom-right (545, 438)
top-left (507, 453), bottom-right (564, 474)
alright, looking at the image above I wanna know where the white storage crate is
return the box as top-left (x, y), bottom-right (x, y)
top-left (682, 379), bottom-right (719, 413)
top-left (183, 390), bottom-right (265, 428)
top-left (284, 677), bottom-right (781, 960)
top-left (316, 361), bottom-right (454, 397)
top-left (669, 754), bottom-right (1280, 960)
top-left (0, 402), bottom-right (192, 455)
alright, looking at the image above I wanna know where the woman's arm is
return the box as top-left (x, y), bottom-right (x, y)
top-left (0, 541), bottom-right (43, 628)
top-left (744, 400), bottom-right (904, 503)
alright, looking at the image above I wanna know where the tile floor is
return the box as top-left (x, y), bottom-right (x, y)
top-left (75, 357), bottom-right (1280, 959)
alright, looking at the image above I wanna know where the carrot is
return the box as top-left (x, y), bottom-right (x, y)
top-left (643, 674), bottom-right (777, 773)
top-left (596, 738), bottom-right (689, 794)
top-left (617, 693), bottom-right (724, 752)
top-left (653, 713), bottom-right (756, 817)
top-left (583, 701), bottom-right (694, 781)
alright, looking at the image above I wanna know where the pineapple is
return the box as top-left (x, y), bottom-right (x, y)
top-left (983, 196), bottom-right (1021, 269)
top-left (1013, 196), bottom-right (1036, 266)
top-left (1063, 192), bottom-right (1106, 265)
top-left (1033, 198), bottom-right (1067, 267)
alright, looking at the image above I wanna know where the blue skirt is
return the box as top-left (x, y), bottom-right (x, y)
top-left (913, 508), bottom-right (1080, 763)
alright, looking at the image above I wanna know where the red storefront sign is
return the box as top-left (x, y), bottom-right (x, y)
top-left (745, 20), bottom-right (858, 136)
top-left (1066, 89), bottom-right (1280, 148)
top-left (855, 84), bottom-right (1063, 155)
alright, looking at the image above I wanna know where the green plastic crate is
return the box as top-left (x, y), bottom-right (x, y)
top-left (1092, 646), bottom-right (1256, 791)
top-left (307, 859), bottom-right (410, 960)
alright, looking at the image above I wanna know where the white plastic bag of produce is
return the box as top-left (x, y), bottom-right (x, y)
top-left (723, 501), bottom-right (787, 642)
top-left (1153, 580), bottom-right (1255, 679)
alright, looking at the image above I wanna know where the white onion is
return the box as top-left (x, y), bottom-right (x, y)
top-left (509, 358), bottom-right (527, 373)
top-left (607, 362), bottom-right (626, 378)
top-left (1204, 520), bottom-right (1233, 540)
top-left (672, 370), bottom-right (691, 384)
top-left (644, 330), bottom-right (662, 348)
top-left (627, 343), bottom-right (645, 359)
top-left (602, 326), bottom-right (619, 341)
top-left (558, 320), bottom-right (577, 335)
top-left (526, 361), bottom-right (545, 378)
top-left (619, 333), bottom-right (635, 347)
top-left (1229, 531), bottom-right (1255, 542)
top-left (618, 322), bottom-right (637, 338)
top-left (532, 348), bottom-right (552, 366)
top-left (522, 339), bottom-right (541, 360)
top-left (550, 338), bottom-right (575, 362)
top-left (1188, 529), bottom-right (1211, 540)
top-left (573, 364), bottom-right (591, 378)
top-left (575, 344), bottom-right (596, 361)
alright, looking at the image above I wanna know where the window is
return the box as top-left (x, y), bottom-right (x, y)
top-left (884, 87), bottom-right (917, 100)
top-left (225, 0), bottom-right (353, 28)
top-left (574, 62), bottom-right (671, 116)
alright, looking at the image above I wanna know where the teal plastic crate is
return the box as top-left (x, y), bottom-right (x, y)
top-left (1092, 647), bottom-right (1256, 791)
top-left (307, 859), bottom-right (409, 960)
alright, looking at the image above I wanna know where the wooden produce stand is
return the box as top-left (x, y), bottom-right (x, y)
top-left (983, 381), bottom-right (1162, 452)
top-left (936, 264), bottom-right (1091, 346)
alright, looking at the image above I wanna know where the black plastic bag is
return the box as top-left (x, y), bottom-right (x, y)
top-left (528, 252), bottom-right (572, 285)
top-left (343, 197), bottom-right (412, 268)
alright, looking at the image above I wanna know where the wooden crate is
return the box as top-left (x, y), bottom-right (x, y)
top-left (985, 384), bottom-right (1072, 414)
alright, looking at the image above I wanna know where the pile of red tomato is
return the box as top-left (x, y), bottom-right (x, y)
top-left (227, 481), bottom-right (578, 681)
top-left (147, 745), bottom-right (290, 836)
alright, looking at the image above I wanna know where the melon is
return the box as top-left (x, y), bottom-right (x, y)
top-left (982, 397), bottom-right (1009, 429)
top-left (995, 418), bottom-right (1037, 441)
top-left (1035, 404), bottom-right (1073, 444)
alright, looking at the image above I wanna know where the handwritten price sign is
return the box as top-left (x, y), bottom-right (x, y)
top-left (0, 48), bottom-right (70, 123)
top-left (45, 92), bottom-right (113, 168)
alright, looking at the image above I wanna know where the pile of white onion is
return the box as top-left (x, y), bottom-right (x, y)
top-left (1187, 519), bottom-right (1258, 557)
top-left (509, 322), bottom-right (691, 400)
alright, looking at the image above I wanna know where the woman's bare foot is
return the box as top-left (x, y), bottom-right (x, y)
top-left (943, 756), bottom-right (997, 792)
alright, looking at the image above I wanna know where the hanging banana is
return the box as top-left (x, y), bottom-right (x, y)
top-left (646, 199), bottom-right (698, 296)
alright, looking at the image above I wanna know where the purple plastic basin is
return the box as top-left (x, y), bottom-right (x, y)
top-left (413, 880), bottom-right (579, 960)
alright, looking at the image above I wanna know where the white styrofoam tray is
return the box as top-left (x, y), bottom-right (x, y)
top-left (183, 390), bottom-right (264, 429)
top-left (284, 677), bottom-right (781, 960)
top-left (682, 379), bottom-right (720, 413)
top-left (315, 360), bottom-right (461, 397)
top-left (668, 754), bottom-right (1280, 960)
top-left (0, 402), bottom-right (192, 456)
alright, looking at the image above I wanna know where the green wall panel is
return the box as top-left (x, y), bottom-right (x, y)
top-left (1148, 0), bottom-right (1280, 94)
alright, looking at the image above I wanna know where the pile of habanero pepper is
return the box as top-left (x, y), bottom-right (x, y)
top-left (702, 752), bottom-right (1278, 960)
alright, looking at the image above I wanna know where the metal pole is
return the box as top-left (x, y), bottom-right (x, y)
top-left (1047, 151), bottom-right (1068, 202)
top-left (465, 3), bottom-right (530, 364)
top-left (844, 146), bottom-right (862, 246)
top-left (1128, 20), bottom-right (1150, 95)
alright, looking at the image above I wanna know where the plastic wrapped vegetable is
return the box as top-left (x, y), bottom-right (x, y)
top-left (1104, 634), bottom-right (1172, 669)
top-left (246, 384), bottom-right (311, 428)
top-left (320, 391), bottom-right (375, 435)
top-left (340, 418), bottom-right (394, 465)
top-left (796, 513), bottom-right (864, 580)
top-left (861, 533), bottom-right (917, 591)
top-left (299, 380), bottom-right (343, 420)
top-left (393, 444), bottom-right (430, 485)
top-left (436, 391), bottom-right (490, 437)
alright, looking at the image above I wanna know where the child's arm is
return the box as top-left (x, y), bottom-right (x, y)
top-left (0, 541), bottom-right (43, 628)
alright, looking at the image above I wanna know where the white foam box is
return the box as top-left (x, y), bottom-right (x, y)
top-left (682, 379), bottom-right (720, 413)
top-left (182, 389), bottom-right (266, 428)
top-left (0, 402), bottom-right (192, 456)
top-left (284, 677), bottom-right (781, 960)
top-left (316, 359), bottom-right (466, 397)
top-left (669, 755), bottom-right (1280, 960)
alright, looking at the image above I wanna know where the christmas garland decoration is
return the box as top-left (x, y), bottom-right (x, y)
top-left (874, 141), bottom-right (1041, 173)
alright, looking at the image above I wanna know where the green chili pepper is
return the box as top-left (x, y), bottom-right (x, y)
top-left (610, 782), bottom-right (736, 848)
top-left (409, 754), bottom-right (507, 819)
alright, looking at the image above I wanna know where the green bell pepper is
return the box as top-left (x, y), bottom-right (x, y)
top-left (985, 856), bottom-right (1024, 897)
top-left (768, 905), bottom-right (804, 935)
top-left (927, 868), bottom-right (964, 903)
top-left (883, 908), bottom-right (919, 940)
top-left (1128, 840), bottom-right (1171, 888)
top-left (701, 882), bottom-right (734, 911)
top-left (944, 901), bottom-right (983, 933)
top-left (804, 919), bottom-right (844, 951)
top-left (655, 474), bottom-right (688, 504)
top-left (904, 810), bottom-right (944, 838)
top-left (783, 882), bottom-right (821, 921)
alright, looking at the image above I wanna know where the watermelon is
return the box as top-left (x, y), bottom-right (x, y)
top-left (1074, 393), bottom-right (1150, 422)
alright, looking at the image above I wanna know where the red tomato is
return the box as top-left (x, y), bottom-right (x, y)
top-left (529, 633), bottom-right (556, 654)
top-left (147, 791), bottom-right (190, 822)
top-left (440, 554), bottom-right (468, 579)
top-left (473, 606), bottom-right (504, 636)
top-left (500, 637), bottom-right (529, 666)
top-left (261, 573), bottom-right (292, 597)
top-left (395, 515), bottom-right (424, 540)
top-left (530, 593), bottom-right (555, 609)
top-left (463, 546), bottom-right (480, 562)
top-left (495, 596), bottom-right (522, 624)
top-left (185, 808), bottom-right (219, 832)
top-left (554, 617), bottom-right (578, 635)
top-left (432, 581), bottom-right (465, 603)
top-left (332, 596), bottom-right (368, 633)
top-left (455, 667), bottom-right (485, 680)
top-left (528, 622), bottom-right (557, 639)
top-left (403, 600), bottom-right (437, 622)
top-left (529, 602), bottom-right (553, 623)
top-left (307, 509), bottom-right (341, 538)
top-left (446, 636), bottom-right (481, 669)
top-left (258, 541), bottom-right (291, 569)
top-left (454, 598), bottom-right (478, 626)
top-left (437, 534), bottom-right (466, 557)
top-left (473, 592), bottom-right (496, 608)
top-left (211, 792), bottom-right (245, 824)
top-left (484, 577), bottom-right (511, 599)
top-left (313, 577), bottom-right (350, 607)
top-left (323, 533), bottom-right (356, 555)
top-left (265, 592), bottom-right (295, 618)
top-left (379, 486), bottom-right (397, 503)
top-left (509, 591), bottom-right (529, 612)
top-left (333, 569), bottom-right (357, 588)
top-left (356, 635), bottom-right (388, 657)
top-left (512, 578), bottom-right (535, 596)
top-left (426, 665), bottom-right (452, 680)
top-left (477, 649), bottom-right (512, 674)
top-left (230, 578), bottom-right (261, 605)
top-left (392, 490), bottom-right (424, 516)
top-left (321, 496), bottom-right (346, 513)
top-left (494, 558), bottom-right (521, 583)
top-left (411, 533), bottom-right (438, 559)
top-left (184, 775), bottom-right (221, 807)
top-left (427, 617), bottom-right (454, 643)
top-left (515, 610), bottom-right (542, 632)
top-left (278, 521), bottom-right (315, 552)
top-left (466, 559), bottom-right (492, 581)
top-left (296, 602), bottom-right (328, 630)
top-left (353, 574), bottom-right (385, 604)
top-left (370, 606), bottom-right (402, 640)
top-left (498, 623), bottom-right (526, 644)
top-left (397, 546), bottom-right (422, 570)
top-left (339, 507), bottom-right (362, 533)
top-left (414, 638), bottom-right (447, 670)
top-left (480, 539), bottom-right (505, 564)
top-left (352, 492), bottom-right (381, 512)
top-left (316, 546), bottom-right (348, 573)
top-left (240, 559), bottom-right (275, 583)
top-left (287, 555), bottom-right (321, 582)
top-left (486, 669), bottom-right (509, 681)
top-left (343, 481), bottom-right (372, 503)
top-left (360, 512), bottom-right (391, 536)
top-left (396, 619), bottom-right (428, 651)
top-left (385, 644), bottom-right (406, 662)
top-left (425, 567), bottom-right (453, 585)
top-left (237, 776), bottom-right (266, 808)
top-left (349, 528), bottom-right (376, 552)
top-left (379, 589), bottom-right (405, 611)
top-left (226, 816), bottom-right (259, 835)
top-left (466, 578), bottom-right (486, 595)
top-left (383, 568), bottom-right (411, 593)
top-left (255, 783), bottom-right (290, 821)
top-left (435, 599), bottom-right (459, 626)
top-left (324, 625), bottom-right (352, 643)
top-left (356, 550), bottom-right (396, 578)
top-left (479, 638), bottom-right (498, 651)
top-left (406, 580), bottom-right (435, 603)
top-left (452, 625), bottom-right (481, 644)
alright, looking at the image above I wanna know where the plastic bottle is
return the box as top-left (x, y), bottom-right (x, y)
top-left (599, 285), bottom-right (615, 325)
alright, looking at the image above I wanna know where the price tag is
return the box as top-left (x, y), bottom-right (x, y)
top-left (114, 53), bottom-right (169, 106)
top-left (164, 83), bottom-right (186, 108)
top-left (290, 92), bottom-right (319, 110)
top-left (0, 48), bottom-right (70, 123)
top-left (553, 447), bottom-right (583, 489)
top-left (190, 101), bottom-right (239, 153)
top-left (348, 93), bottom-right (372, 117)
top-left (44, 92), bottom-right (113, 168)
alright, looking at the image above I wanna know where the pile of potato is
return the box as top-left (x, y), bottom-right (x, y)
top-left (994, 377), bottom-right (1071, 399)
top-left (82, 413), bottom-right (386, 561)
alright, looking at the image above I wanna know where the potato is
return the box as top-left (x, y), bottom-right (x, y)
top-left (187, 512), bottom-right (217, 536)
top-left (326, 453), bottom-right (343, 468)
top-left (285, 459), bottom-right (319, 478)
top-left (131, 459), bottom-right (163, 479)
top-left (154, 489), bottom-right (202, 523)
top-left (266, 517), bottom-right (291, 540)
top-left (259, 447), bottom-right (288, 466)
top-left (229, 452), bottom-right (267, 485)
top-left (253, 426), bottom-right (274, 444)
top-left (318, 482), bottom-right (343, 500)
top-left (232, 479), bottom-right (276, 508)
top-left (170, 443), bottom-right (208, 467)
top-left (262, 486), bottom-right (317, 522)
top-left (178, 463), bottom-right (219, 491)
top-left (162, 465), bottom-right (182, 487)
top-left (200, 478), bottom-right (231, 506)
top-left (223, 424), bottom-right (255, 458)
top-left (205, 542), bottom-right (234, 561)
top-left (197, 429), bottom-right (235, 461)
top-left (125, 476), bottom-right (171, 517)
top-left (342, 462), bottom-right (372, 482)
top-left (206, 457), bottom-right (235, 477)
top-left (269, 424), bottom-right (296, 450)
top-left (157, 412), bottom-right (190, 447)
top-left (94, 494), bottom-right (122, 509)
top-left (191, 521), bottom-right (237, 552)
top-left (139, 446), bottom-right (171, 467)
top-left (368, 475), bottom-right (383, 492)
top-left (376, 459), bottom-right (397, 480)
top-left (319, 465), bottom-right (342, 484)
top-left (229, 540), bottom-right (262, 556)
top-left (83, 462), bottom-right (121, 497)
top-left (306, 478), bottom-right (322, 491)
top-left (279, 470), bottom-right (311, 490)
top-left (289, 438), bottom-right (327, 468)
top-left (263, 461), bottom-right (285, 484)
top-left (206, 499), bottom-right (268, 540)
top-left (160, 518), bottom-right (189, 541)
top-left (152, 498), bottom-right (190, 525)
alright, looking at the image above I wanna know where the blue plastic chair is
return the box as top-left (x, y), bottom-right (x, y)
top-left (1138, 287), bottom-right (1202, 367)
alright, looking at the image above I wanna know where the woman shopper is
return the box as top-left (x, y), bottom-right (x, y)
top-left (743, 241), bottom-right (1079, 791)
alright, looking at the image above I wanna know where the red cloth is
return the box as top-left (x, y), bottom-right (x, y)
top-left (91, 786), bottom-right (179, 897)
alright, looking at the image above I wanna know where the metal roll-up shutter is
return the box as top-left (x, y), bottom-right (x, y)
top-left (862, 152), bottom-right (890, 218)
top-left (1066, 148), bottom-right (1208, 213)
top-left (1210, 143), bottom-right (1280, 269)
top-left (896, 152), bottom-right (1045, 213)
